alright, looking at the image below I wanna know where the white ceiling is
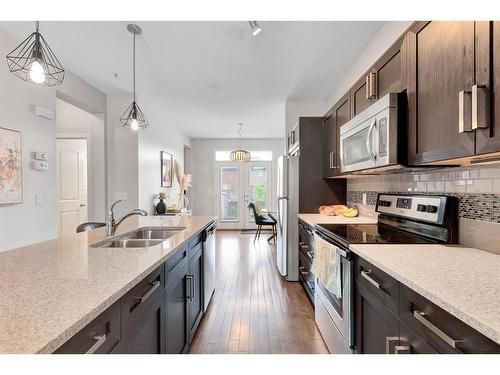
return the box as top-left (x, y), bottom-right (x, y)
top-left (0, 21), bottom-right (384, 138)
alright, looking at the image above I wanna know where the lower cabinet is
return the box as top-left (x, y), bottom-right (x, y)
top-left (355, 281), bottom-right (400, 354)
top-left (165, 259), bottom-right (190, 354)
top-left (354, 254), bottom-right (500, 354)
top-left (188, 243), bottom-right (204, 338)
top-left (54, 226), bottom-right (213, 354)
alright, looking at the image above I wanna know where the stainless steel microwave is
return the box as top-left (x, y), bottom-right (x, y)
top-left (340, 93), bottom-right (403, 174)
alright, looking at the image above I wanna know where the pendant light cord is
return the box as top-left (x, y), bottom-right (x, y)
top-left (237, 123), bottom-right (243, 149)
top-left (133, 31), bottom-right (136, 103)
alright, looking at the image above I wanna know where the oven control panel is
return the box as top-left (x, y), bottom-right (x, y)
top-left (376, 194), bottom-right (446, 224)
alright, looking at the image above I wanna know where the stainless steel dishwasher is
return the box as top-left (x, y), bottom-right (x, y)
top-left (202, 222), bottom-right (216, 311)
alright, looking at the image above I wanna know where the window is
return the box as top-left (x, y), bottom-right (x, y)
top-left (215, 150), bottom-right (272, 162)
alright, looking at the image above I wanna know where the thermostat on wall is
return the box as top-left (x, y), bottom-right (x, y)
top-left (34, 151), bottom-right (48, 160)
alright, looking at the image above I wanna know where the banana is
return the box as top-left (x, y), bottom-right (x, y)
top-left (339, 207), bottom-right (359, 218)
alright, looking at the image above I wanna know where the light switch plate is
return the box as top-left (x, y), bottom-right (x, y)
top-left (35, 193), bottom-right (44, 206)
top-left (34, 151), bottom-right (48, 160)
top-left (32, 160), bottom-right (49, 171)
top-left (362, 193), bottom-right (367, 205)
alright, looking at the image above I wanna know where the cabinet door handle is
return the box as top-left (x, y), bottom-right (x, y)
top-left (472, 84), bottom-right (489, 130)
top-left (85, 334), bottom-right (107, 354)
top-left (306, 251), bottom-right (314, 260)
top-left (185, 275), bottom-right (192, 302)
top-left (360, 269), bottom-right (380, 289)
top-left (394, 345), bottom-right (411, 354)
top-left (186, 274), bottom-right (195, 302)
top-left (134, 280), bottom-right (160, 304)
top-left (365, 75), bottom-right (370, 100)
top-left (385, 336), bottom-right (399, 354)
top-left (299, 266), bottom-right (309, 276)
top-left (413, 310), bottom-right (464, 349)
top-left (369, 71), bottom-right (377, 99)
top-left (459, 90), bottom-right (472, 133)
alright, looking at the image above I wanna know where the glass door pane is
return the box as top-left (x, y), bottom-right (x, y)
top-left (220, 166), bottom-right (239, 221)
top-left (249, 165), bottom-right (268, 215)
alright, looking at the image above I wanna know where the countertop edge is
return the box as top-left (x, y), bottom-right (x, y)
top-left (37, 219), bottom-right (215, 354)
top-left (349, 245), bottom-right (500, 345)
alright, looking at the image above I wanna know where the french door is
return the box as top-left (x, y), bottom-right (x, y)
top-left (215, 161), bottom-right (272, 229)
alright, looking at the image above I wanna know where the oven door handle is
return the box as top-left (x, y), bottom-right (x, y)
top-left (366, 118), bottom-right (377, 162)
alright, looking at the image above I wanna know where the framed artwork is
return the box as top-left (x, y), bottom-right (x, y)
top-left (0, 127), bottom-right (22, 204)
top-left (161, 151), bottom-right (173, 188)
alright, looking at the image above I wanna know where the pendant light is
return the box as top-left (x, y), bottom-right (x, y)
top-left (6, 21), bottom-right (65, 86)
top-left (120, 24), bottom-right (149, 131)
top-left (248, 21), bottom-right (262, 36)
top-left (230, 123), bottom-right (251, 163)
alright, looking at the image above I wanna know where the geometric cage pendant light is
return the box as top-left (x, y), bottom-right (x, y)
top-left (120, 24), bottom-right (149, 131)
top-left (5, 21), bottom-right (65, 86)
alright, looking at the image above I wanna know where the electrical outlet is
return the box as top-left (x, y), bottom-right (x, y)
top-left (362, 193), bottom-right (367, 205)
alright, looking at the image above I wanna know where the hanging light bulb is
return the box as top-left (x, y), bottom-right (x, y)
top-left (130, 118), bottom-right (139, 131)
top-left (6, 21), bottom-right (64, 86)
top-left (120, 24), bottom-right (150, 131)
top-left (29, 60), bottom-right (46, 83)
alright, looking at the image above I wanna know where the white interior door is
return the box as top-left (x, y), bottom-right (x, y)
top-left (56, 138), bottom-right (88, 236)
top-left (243, 162), bottom-right (272, 229)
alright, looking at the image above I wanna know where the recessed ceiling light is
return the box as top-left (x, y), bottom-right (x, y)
top-left (248, 21), bottom-right (262, 37)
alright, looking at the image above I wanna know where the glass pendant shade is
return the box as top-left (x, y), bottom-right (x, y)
top-left (230, 149), bottom-right (251, 163)
top-left (6, 22), bottom-right (65, 86)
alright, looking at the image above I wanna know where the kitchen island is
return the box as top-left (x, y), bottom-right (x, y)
top-left (0, 215), bottom-right (216, 354)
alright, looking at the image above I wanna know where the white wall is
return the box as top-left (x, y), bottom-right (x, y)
top-left (190, 138), bottom-right (284, 218)
top-left (56, 98), bottom-right (106, 221)
top-left (138, 97), bottom-right (191, 214)
top-left (0, 29), bottom-right (57, 251)
top-left (324, 21), bottom-right (412, 112)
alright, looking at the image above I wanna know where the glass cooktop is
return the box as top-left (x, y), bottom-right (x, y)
top-left (315, 223), bottom-right (435, 247)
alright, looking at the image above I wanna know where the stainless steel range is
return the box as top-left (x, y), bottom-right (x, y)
top-left (313, 193), bottom-right (458, 354)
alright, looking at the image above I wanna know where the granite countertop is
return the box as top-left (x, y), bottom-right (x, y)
top-left (297, 213), bottom-right (378, 227)
top-left (349, 244), bottom-right (500, 345)
top-left (0, 215), bottom-right (216, 354)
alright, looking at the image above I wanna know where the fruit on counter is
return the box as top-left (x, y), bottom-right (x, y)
top-left (339, 207), bottom-right (359, 218)
top-left (318, 204), bottom-right (348, 216)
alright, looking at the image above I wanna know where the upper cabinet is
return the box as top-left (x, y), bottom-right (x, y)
top-left (351, 37), bottom-right (406, 117)
top-left (407, 21), bottom-right (500, 165)
top-left (323, 93), bottom-right (350, 178)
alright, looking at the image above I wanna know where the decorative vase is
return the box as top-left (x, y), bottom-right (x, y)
top-left (156, 198), bottom-right (166, 215)
top-left (178, 190), bottom-right (189, 212)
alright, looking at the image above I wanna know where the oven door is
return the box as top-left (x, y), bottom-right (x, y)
top-left (313, 232), bottom-right (354, 351)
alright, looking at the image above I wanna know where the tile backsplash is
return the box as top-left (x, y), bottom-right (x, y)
top-left (346, 164), bottom-right (500, 255)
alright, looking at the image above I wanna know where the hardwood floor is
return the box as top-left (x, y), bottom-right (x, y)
top-left (189, 230), bottom-right (328, 354)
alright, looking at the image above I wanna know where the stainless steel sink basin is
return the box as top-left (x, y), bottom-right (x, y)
top-left (100, 239), bottom-right (164, 248)
top-left (123, 227), bottom-right (185, 240)
top-left (90, 227), bottom-right (185, 248)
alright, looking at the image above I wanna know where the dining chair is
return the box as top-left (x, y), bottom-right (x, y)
top-left (247, 202), bottom-right (277, 243)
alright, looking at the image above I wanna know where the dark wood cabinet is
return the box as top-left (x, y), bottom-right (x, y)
top-left (113, 292), bottom-right (165, 354)
top-left (323, 114), bottom-right (338, 178)
top-left (165, 258), bottom-right (190, 354)
top-left (298, 219), bottom-right (315, 304)
top-left (398, 321), bottom-right (438, 354)
top-left (355, 281), bottom-right (400, 354)
top-left (476, 21), bottom-right (500, 155)
top-left (54, 301), bottom-right (121, 354)
top-left (187, 243), bottom-right (204, 339)
top-left (407, 21), bottom-right (477, 164)
top-left (351, 37), bottom-right (406, 118)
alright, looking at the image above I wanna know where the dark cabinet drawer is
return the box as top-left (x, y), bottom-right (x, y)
top-left (355, 255), bottom-right (399, 315)
top-left (120, 264), bottom-right (164, 331)
top-left (165, 243), bottom-right (189, 284)
top-left (400, 284), bottom-right (500, 354)
top-left (54, 302), bottom-right (120, 354)
top-left (299, 250), bottom-right (315, 302)
top-left (398, 321), bottom-right (438, 354)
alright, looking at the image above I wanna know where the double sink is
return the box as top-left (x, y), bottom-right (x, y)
top-left (91, 227), bottom-right (186, 248)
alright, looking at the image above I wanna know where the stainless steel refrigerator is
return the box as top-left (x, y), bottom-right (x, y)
top-left (276, 154), bottom-right (299, 281)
